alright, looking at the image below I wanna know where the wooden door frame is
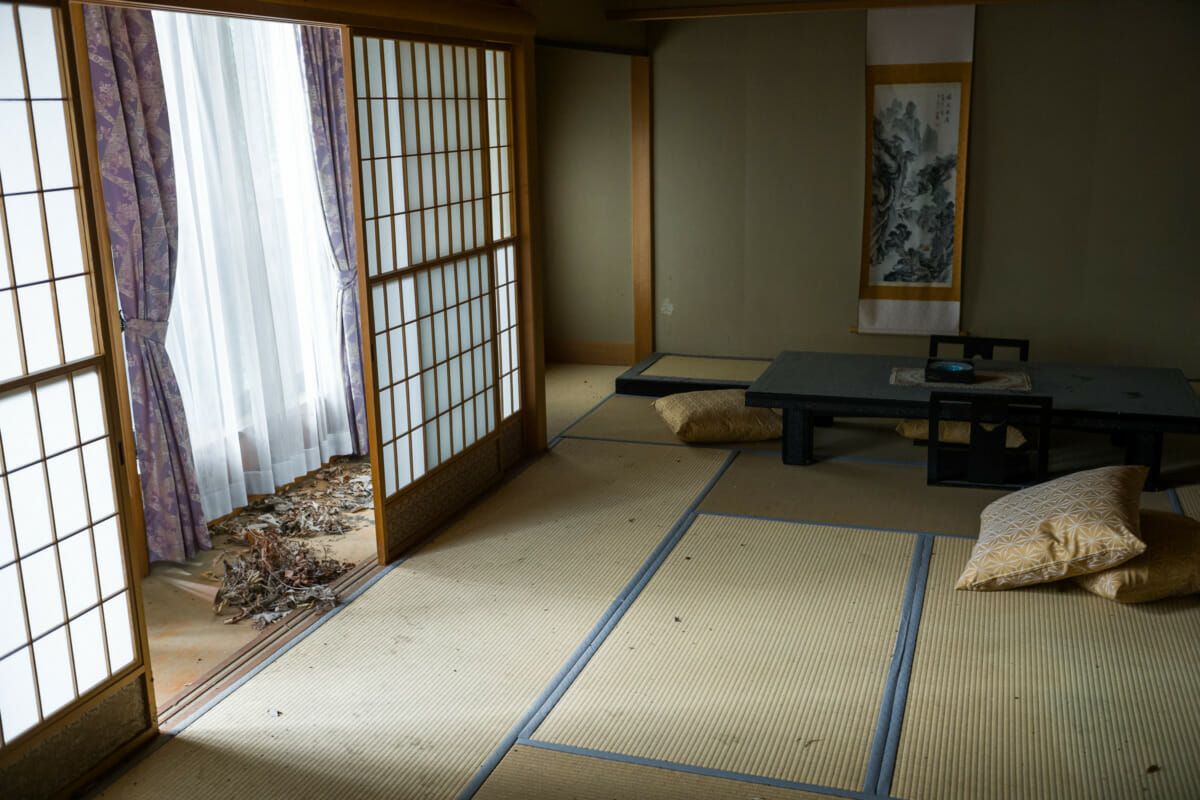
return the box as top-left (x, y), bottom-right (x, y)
top-left (75, 2), bottom-right (543, 576)
top-left (630, 54), bottom-right (653, 362)
top-left (0, 0), bottom-right (158, 788)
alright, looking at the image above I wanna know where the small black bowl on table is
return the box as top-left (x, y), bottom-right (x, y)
top-left (925, 358), bottom-right (976, 384)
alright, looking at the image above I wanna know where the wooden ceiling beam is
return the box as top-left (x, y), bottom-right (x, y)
top-left (71, 0), bottom-right (535, 38)
top-left (607, 0), bottom-right (1031, 23)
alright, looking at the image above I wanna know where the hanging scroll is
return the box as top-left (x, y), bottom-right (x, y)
top-left (858, 6), bottom-right (975, 335)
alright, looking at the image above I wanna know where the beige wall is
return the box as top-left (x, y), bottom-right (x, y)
top-left (652, 12), bottom-right (877, 358)
top-left (962, 0), bottom-right (1199, 374)
top-left (528, 0), bottom-right (646, 50)
top-left (536, 45), bottom-right (635, 348)
top-left (650, 0), bottom-right (1200, 375)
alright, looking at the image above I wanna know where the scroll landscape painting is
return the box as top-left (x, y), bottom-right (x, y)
top-left (858, 5), bottom-right (975, 335)
top-left (859, 62), bottom-right (970, 333)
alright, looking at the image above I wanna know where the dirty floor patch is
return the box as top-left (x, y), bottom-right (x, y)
top-left (105, 440), bottom-right (726, 800)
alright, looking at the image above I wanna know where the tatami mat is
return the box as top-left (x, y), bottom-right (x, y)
top-left (702, 456), bottom-right (1005, 537)
top-left (892, 536), bottom-right (1200, 800)
top-left (475, 744), bottom-right (836, 800)
top-left (530, 515), bottom-right (916, 793)
top-left (701, 454), bottom-right (1175, 538)
top-left (1043, 430), bottom-right (1125, 474)
top-left (561, 394), bottom-right (781, 451)
top-left (101, 440), bottom-right (727, 799)
top-left (642, 355), bottom-right (772, 382)
top-left (544, 363), bottom-right (629, 439)
top-left (1140, 489), bottom-right (1178, 512)
top-left (1179, 485), bottom-right (1200, 518)
top-left (808, 418), bottom-right (926, 464)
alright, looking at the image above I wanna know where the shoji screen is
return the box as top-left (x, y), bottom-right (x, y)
top-left (353, 35), bottom-right (521, 539)
top-left (0, 0), bottom-right (151, 785)
top-left (484, 50), bottom-right (519, 419)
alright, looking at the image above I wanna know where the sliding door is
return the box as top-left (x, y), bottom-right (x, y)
top-left (0, 1), bottom-right (155, 794)
top-left (350, 33), bottom-right (526, 560)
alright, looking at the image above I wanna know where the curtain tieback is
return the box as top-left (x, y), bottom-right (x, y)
top-left (336, 270), bottom-right (358, 292)
top-left (124, 317), bottom-right (168, 342)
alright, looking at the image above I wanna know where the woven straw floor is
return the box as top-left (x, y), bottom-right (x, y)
top-left (642, 355), bottom-right (772, 382)
top-left (101, 439), bottom-right (726, 799)
top-left (474, 744), bottom-right (835, 800)
top-left (530, 515), bottom-right (914, 793)
top-left (893, 536), bottom-right (1200, 800)
top-left (97, 364), bottom-right (1200, 800)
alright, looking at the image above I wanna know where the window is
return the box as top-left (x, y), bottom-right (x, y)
top-left (156, 11), bottom-right (355, 517)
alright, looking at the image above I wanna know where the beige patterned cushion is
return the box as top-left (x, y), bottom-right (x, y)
top-left (896, 418), bottom-right (1026, 448)
top-left (1073, 510), bottom-right (1200, 603)
top-left (652, 389), bottom-right (782, 443)
top-left (956, 465), bottom-right (1148, 591)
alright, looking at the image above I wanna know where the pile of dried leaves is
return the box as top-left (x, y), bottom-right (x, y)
top-left (212, 531), bottom-right (355, 628)
top-left (209, 457), bottom-right (372, 627)
top-left (210, 458), bottom-right (373, 543)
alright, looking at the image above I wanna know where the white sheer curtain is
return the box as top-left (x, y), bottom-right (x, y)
top-left (154, 11), bottom-right (353, 519)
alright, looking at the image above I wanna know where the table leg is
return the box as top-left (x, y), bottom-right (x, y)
top-left (1124, 431), bottom-right (1164, 490)
top-left (782, 408), bottom-right (815, 465)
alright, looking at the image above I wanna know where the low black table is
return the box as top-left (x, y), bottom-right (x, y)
top-left (745, 351), bottom-right (1200, 486)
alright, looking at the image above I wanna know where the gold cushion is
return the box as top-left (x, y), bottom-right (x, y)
top-left (956, 465), bottom-right (1148, 591)
top-left (1073, 510), bottom-right (1200, 603)
top-left (652, 389), bottom-right (782, 443)
top-left (896, 418), bottom-right (1026, 448)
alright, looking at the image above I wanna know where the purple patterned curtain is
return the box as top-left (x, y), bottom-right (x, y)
top-left (84, 6), bottom-right (209, 562)
top-left (298, 26), bottom-right (369, 455)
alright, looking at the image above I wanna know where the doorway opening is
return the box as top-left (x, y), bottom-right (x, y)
top-left (95, 8), bottom-right (381, 720)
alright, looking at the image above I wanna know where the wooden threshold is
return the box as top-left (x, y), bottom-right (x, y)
top-left (154, 438), bottom-right (547, 732)
top-left (154, 559), bottom-right (386, 731)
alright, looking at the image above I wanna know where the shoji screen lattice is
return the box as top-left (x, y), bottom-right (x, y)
top-left (0, 2), bottom-right (140, 751)
top-left (353, 37), bottom-right (520, 499)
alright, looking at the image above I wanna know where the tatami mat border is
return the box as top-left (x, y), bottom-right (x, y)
top-left (83, 561), bottom-right (404, 798)
top-left (696, 510), bottom-right (978, 541)
top-left (511, 511), bottom-right (707, 737)
top-left (723, 446), bottom-right (924, 467)
top-left (1168, 488), bottom-right (1183, 515)
top-left (456, 452), bottom-right (740, 799)
top-left (549, 391), bottom-right (618, 447)
top-left (167, 562), bottom-right (401, 733)
top-left (558, 396), bottom-right (927, 464)
top-left (501, 522), bottom-right (939, 800)
top-left (560, 432), bottom-right (743, 452)
top-left (517, 739), bottom-right (877, 800)
top-left (555, 390), bottom-right (930, 466)
top-left (560, 433), bottom-right (924, 467)
top-left (867, 535), bottom-right (933, 797)
top-left (557, 433), bottom-right (925, 467)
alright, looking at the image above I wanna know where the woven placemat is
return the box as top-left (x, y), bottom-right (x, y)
top-left (890, 367), bottom-right (1032, 392)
